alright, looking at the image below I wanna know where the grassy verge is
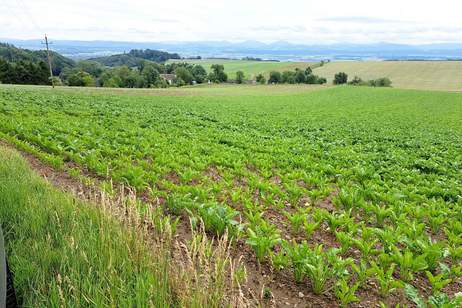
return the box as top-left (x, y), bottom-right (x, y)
top-left (0, 145), bottom-right (174, 307)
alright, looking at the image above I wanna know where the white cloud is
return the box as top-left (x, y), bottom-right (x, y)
top-left (0, 0), bottom-right (461, 44)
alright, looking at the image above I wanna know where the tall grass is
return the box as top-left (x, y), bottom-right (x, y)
top-left (0, 145), bottom-right (174, 307)
top-left (0, 145), bottom-right (249, 307)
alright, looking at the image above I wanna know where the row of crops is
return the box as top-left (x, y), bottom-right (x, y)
top-left (0, 86), bottom-right (461, 306)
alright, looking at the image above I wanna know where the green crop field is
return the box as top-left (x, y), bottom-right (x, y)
top-left (168, 59), bottom-right (314, 79)
top-left (0, 85), bottom-right (461, 306)
top-left (314, 61), bottom-right (462, 91)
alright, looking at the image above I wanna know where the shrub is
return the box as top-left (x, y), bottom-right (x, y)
top-left (370, 77), bottom-right (392, 87)
top-left (268, 71), bottom-right (282, 84)
top-left (334, 72), bottom-right (348, 85)
top-left (235, 71), bottom-right (245, 84)
top-left (255, 73), bottom-right (266, 84)
top-left (348, 76), bottom-right (365, 86)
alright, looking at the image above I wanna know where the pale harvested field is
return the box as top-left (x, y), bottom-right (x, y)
top-left (313, 61), bottom-right (462, 91)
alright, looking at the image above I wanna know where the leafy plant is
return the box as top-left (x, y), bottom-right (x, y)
top-left (368, 262), bottom-right (403, 297)
top-left (425, 271), bottom-right (452, 294)
top-left (196, 202), bottom-right (241, 236)
top-left (335, 279), bottom-right (360, 308)
top-left (246, 221), bottom-right (281, 262)
top-left (391, 248), bottom-right (428, 281)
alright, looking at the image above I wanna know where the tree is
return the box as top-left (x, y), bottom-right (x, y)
top-left (294, 69), bottom-right (306, 83)
top-left (235, 71), bottom-right (245, 84)
top-left (268, 71), bottom-right (282, 84)
top-left (68, 71), bottom-right (95, 87)
top-left (316, 77), bottom-right (327, 84)
top-left (142, 63), bottom-right (160, 87)
top-left (255, 73), bottom-right (266, 84)
top-left (282, 71), bottom-right (296, 84)
top-left (348, 76), bottom-right (365, 86)
top-left (209, 64), bottom-right (228, 83)
top-left (371, 77), bottom-right (392, 87)
top-left (76, 60), bottom-right (103, 77)
top-left (192, 65), bottom-right (207, 83)
top-left (305, 67), bottom-right (313, 75)
top-left (0, 58), bottom-right (13, 84)
top-left (334, 72), bottom-right (348, 85)
top-left (175, 67), bottom-right (194, 85)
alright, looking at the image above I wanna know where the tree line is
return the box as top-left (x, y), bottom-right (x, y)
top-left (333, 72), bottom-right (392, 87)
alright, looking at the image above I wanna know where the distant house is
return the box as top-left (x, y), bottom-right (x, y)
top-left (160, 74), bottom-right (176, 85)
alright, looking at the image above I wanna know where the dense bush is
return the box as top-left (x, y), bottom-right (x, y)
top-left (256, 74), bottom-right (266, 84)
top-left (348, 76), bottom-right (392, 87)
top-left (334, 72), bottom-right (348, 85)
top-left (208, 64), bottom-right (228, 83)
top-left (235, 71), bottom-right (245, 84)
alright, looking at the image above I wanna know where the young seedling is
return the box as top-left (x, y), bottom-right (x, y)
top-left (335, 279), bottom-right (360, 308)
top-left (425, 271), bottom-right (452, 294)
top-left (368, 262), bottom-right (403, 297)
top-left (391, 248), bottom-right (428, 282)
top-left (246, 221), bottom-right (281, 263)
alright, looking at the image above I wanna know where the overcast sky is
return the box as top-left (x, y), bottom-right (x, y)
top-left (1, 0), bottom-right (461, 44)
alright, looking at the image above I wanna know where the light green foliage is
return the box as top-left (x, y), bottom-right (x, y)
top-left (368, 262), bottom-right (403, 297)
top-left (0, 85), bottom-right (461, 304)
top-left (405, 284), bottom-right (462, 308)
top-left (335, 279), bottom-right (360, 308)
top-left (246, 221), bottom-right (281, 262)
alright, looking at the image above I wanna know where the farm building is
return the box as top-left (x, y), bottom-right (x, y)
top-left (160, 74), bottom-right (176, 85)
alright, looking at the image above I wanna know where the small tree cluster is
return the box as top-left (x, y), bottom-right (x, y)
top-left (348, 76), bottom-right (392, 87)
top-left (267, 68), bottom-right (326, 85)
top-left (57, 61), bottom-right (210, 88)
top-left (333, 72), bottom-right (348, 85)
top-left (208, 64), bottom-right (228, 83)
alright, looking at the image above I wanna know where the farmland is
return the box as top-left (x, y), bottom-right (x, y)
top-left (168, 59), bottom-right (314, 79)
top-left (0, 85), bottom-right (461, 306)
top-left (313, 61), bottom-right (462, 92)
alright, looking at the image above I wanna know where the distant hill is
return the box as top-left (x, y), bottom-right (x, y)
top-left (3, 39), bottom-right (462, 61)
top-left (90, 49), bottom-right (180, 67)
top-left (0, 43), bottom-right (75, 75)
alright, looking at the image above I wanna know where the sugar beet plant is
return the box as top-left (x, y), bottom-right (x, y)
top-left (0, 86), bottom-right (461, 305)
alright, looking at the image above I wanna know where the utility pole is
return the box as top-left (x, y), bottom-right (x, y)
top-left (43, 34), bottom-right (54, 88)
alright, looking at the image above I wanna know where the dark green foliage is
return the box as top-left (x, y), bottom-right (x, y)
top-left (67, 71), bottom-right (95, 87)
top-left (128, 49), bottom-right (180, 62)
top-left (348, 76), bottom-right (365, 86)
top-left (348, 76), bottom-right (392, 87)
top-left (209, 64), bottom-right (228, 83)
top-left (369, 77), bottom-right (392, 87)
top-left (282, 71), bottom-right (296, 84)
top-left (191, 65), bottom-right (207, 83)
top-left (141, 63), bottom-right (160, 87)
top-left (294, 69), bottom-right (306, 83)
top-left (90, 49), bottom-right (180, 67)
top-left (0, 43), bottom-right (75, 75)
top-left (334, 72), bottom-right (348, 85)
top-left (268, 71), bottom-right (282, 83)
top-left (256, 73), bottom-right (266, 84)
top-left (76, 60), bottom-right (104, 77)
top-left (271, 67), bottom-right (326, 85)
top-left (235, 70), bottom-right (245, 84)
top-left (0, 58), bottom-right (49, 85)
top-left (175, 67), bottom-right (194, 85)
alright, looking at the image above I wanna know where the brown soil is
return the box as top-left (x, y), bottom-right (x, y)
top-left (2, 141), bottom-right (460, 307)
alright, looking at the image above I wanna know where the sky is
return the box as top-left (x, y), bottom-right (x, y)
top-left (0, 0), bottom-right (461, 44)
